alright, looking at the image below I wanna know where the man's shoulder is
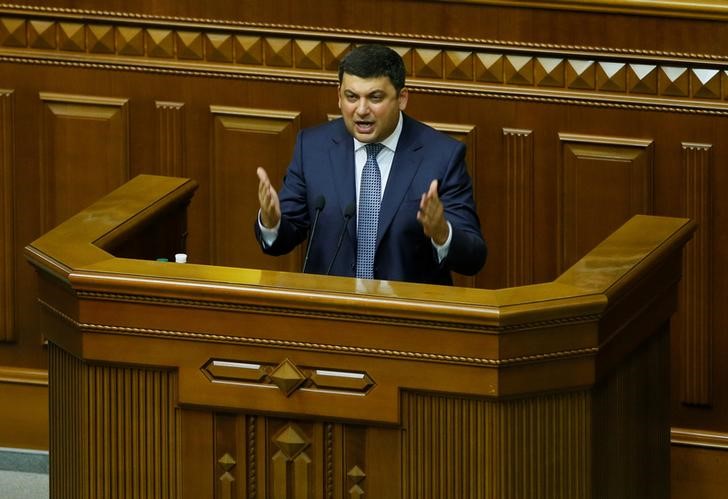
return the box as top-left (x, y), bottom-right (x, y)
top-left (402, 114), bottom-right (461, 148)
top-left (301, 117), bottom-right (347, 142)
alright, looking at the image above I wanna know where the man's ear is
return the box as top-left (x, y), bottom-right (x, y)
top-left (337, 85), bottom-right (342, 110)
top-left (398, 87), bottom-right (409, 110)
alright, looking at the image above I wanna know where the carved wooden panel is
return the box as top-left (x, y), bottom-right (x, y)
top-left (209, 413), bottom-right (399, 499)
top-left (209, 105), bottom-right (301, 271)
top-left (503, 128), bottom-right (534, 287)
top-left (6, 8), bottom-right (728, 116)
top-left (679, 143), bottom-right (713, 406)
top-left (39, 93), bottom-right (129, 231)
top-left (49, 344), bottom-right (177, 499)
top-left (0, 90), bottom-right (13, 342)
top-left (156, 101), bottom-right (185, 177)
top-left (558, 134), bottom-right (654, 272)
top-left (401, 390), bottom-right (591, 498)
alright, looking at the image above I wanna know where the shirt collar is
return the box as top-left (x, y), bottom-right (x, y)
top-left (353, 111), bottom-right (403, 153)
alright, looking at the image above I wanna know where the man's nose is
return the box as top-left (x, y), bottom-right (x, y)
top-left (356, 99), bottom-right (369, 115)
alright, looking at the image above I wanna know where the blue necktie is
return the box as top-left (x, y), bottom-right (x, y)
top-left (356, 143), bottom-right (385, 279)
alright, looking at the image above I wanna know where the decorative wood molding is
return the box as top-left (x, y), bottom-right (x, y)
top-left (208, 105), bottom-right (301, 270)
top-left (503, 128), bottom-right (534, 287)
top-left (434, 0), bottom-right (728, 21)
top-left (155, 101), bottom-right (185, 177)
top-left (0, 366), bottom-right (48, 386)
top-left (39, 298), bottom-right (599, 367)
top-left (672, 427), bottom-right (728, 450)
top-left (679, 142), bottom-right (713, 406)
top-left (39, 92), bottom-right (130, 232)
top-left (247, 415), bottom-right (258, 499)
top-left (0, 89), bottom-right (13, 342)
top-left (5, 7), bottom-right (728, 114)
top-left (557, 133), bottom-right (654, 272)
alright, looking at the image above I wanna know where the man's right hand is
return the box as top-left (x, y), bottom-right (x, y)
top-left (257, 167), bottom-right (281, 229)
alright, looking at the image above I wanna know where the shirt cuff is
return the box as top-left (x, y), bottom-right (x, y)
top-left (258, 209), bottom-right (280, 247)
top-left (432, 221), bottom-right (452, 263)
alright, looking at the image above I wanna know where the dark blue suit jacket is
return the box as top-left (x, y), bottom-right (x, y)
top-left (255, 114), bottom-right (486, 285)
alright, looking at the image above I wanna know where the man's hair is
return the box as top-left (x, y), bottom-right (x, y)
top-left (338, 44), bottom-right (406, 92)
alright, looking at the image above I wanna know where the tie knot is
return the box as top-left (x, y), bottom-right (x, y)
top-left (365, 143), bottom-right (384, 159)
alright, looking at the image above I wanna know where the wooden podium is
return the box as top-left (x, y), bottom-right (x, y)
top-left (25, 175), bottom-right (695, 499)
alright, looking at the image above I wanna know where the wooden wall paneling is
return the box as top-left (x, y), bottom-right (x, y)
top-left (0, 367), bottom-right (48, 450)
top-left (179, 408), bottom-right (214, 499)
top-left (209, 105), bottom-right (301, 271)
top-left (156, 101), bottom-right (186, 178)
top-left (0, 89), bottom-right (13, 342)
top-left (557, 133), bottom-right (654, 272)
top-left (503, 127), bottom-right (534, 287)
top-left (39, 92), bottom-right (130, 232)
top-left (678, 143), bottom-right (713, 406)
top-left (213, 412), bottom-right (247, 499)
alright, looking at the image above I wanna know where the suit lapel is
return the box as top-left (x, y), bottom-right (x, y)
top-left (377, 116), bottom-right (423, 246)
top-left (329, 122), bottom-right (357, 241)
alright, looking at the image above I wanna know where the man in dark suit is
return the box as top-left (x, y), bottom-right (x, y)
top-left (255, 44), bottom-right (486, 285)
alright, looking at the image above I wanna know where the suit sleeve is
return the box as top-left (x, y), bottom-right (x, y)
top-left (438, 141), bottom-right (487, 276)
top-left (253, 131), bottom-right (310, 256)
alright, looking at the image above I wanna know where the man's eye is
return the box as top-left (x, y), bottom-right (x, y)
top-left (370, 95), bottom-right (383, 103)
top-left (346, 95), bottom-right (358, 102)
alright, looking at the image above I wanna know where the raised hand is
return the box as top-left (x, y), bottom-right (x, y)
top-left (416, 179), bottom-right (450, 245)
top-left (256, 167), bottom-right (281, 229)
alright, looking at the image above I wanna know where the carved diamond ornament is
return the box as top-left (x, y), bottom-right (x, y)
top-left (273, 424), bottom-right (310, 460)
top-left (269, 359), bottom-right (306, 396)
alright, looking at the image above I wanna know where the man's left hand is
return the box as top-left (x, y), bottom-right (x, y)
top-left (417, 180), bottom-right (450, 245)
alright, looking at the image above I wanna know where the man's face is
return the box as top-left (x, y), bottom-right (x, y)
top-left (337, 73), bottom-right (408, 143)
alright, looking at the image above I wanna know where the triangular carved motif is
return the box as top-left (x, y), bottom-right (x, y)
top-left (218, 452), bottom-right (236, 471)
top-left (628, 64), bottom-right (657, 94)
top-left (535, 58), bottom-right (564, 87)
top-left (597, 62), bottom-right (626, 92)
top-left (566, 60), bottom-right (595, 89)
top-left (273, 424), bottom-right (309, 460)
top-left (323, 41), bottom-right (352, 70)
top-left (235, 35), bottom-right (263, 64)
top-left (265, 37), bottom-right (293, 67)
top-left (294, 39), bottom-right (322, 69)
top-left (147, 29), bottom-right (174, 58)
top-left (475, 53), bottom-right (503, 83)
top-left (177, 31), bottom-right (203, 60)
top-left (59, 22), bottom-right (85, 52)
top-left (0, 18), bottom-right (26, 47)
top-left (444, 51), bottom-right (473, 81)
top-left (692, 69), bottom-right (721, 99)
top-left (505, 55), bottom-right (533, 85)
top-left (88, 24), bottom-right (115, 54)
top-left (206, 33), bottom-right (233, 62)
top-left (117, 27), bottom-right (144, 56)
top-left (414, 48), bottom-right (443, 78)
top-left (347, 465), bottom-right (366, 483)
top-left (28, 20), bottom-right (56, 49)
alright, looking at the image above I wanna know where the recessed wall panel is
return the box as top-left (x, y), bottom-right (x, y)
top-left (558, 134), bottom-right (654, 271)
top-left (209, 106), bottom-right (301, 270)
top-left (0, 90), bottom-right (14, 342)
top-left (40, 93), bottom-right (129, 231)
